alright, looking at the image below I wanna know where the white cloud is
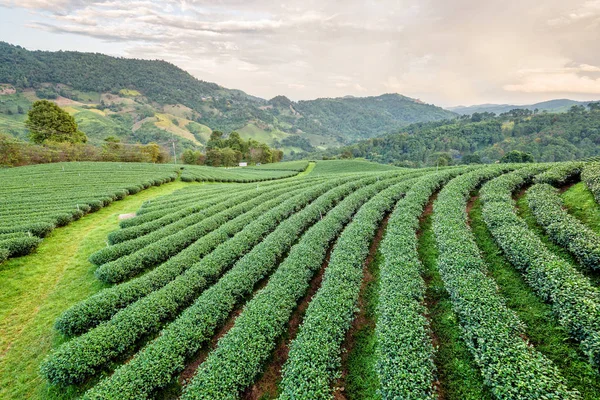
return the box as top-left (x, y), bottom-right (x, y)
top-left (3, 0), bottom-right (600, 105)
top-left (505, 73), bottom-right (600, 94)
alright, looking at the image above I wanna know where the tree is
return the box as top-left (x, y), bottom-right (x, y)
top-left (226, 131), bottom-right (245, 152)
top-left (141, 142), bottom-right (161, 163)
top-left (26, 100), bottom-right (87, 144)
top-left (272, 149), bottom-right (284, 162)
top-left (434, 152), bottom-right (452, 166)
top-left (569, 105), bottom-right (586, 114)
top-left (500, 150), bottom-right (534, 163)
top-left (462, 154), bottom-right (482, 164)
top-left (589, 102), bottom-right (600, 112)
top-left (205, 148), bottom-right (222, 166)
top-left (340, 150), bottom-right (353, 159)
top-left (258, 143), bottom-right (273, 164)
top-left (206, 130), bottom-right (224, 150)
top-left (221, 147), bottom-right (237, 167)
top-left (0, 133), bottom-right (21, 166)
top-left (182, 149), bottom-right (198, 164)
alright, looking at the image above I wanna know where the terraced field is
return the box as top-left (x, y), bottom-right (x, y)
top-left (0, 162), bottom-right (310, 262)
top-left (2, 159), bottom-right (600, 399)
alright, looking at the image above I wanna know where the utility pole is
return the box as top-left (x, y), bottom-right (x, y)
top-left (172, 141), bottom-right (177, 164)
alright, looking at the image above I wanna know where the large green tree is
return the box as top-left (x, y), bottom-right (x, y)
top-left (26, 100), bottom-right (87, 144)
top-left (500, 150), bottom-right (534, 163)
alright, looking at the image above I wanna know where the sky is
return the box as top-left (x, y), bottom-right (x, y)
top-left (1, 0), bottom-right (599, 107)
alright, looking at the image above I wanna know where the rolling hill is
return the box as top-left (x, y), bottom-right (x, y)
top-left (448, 99), bottom-right (599, 115)
top-left (324, 107), bottom-right (600, 166)
top-left (0, 42), bottom-right (456, 152)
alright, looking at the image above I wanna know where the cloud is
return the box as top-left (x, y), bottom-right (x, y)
top-left (3, 0), bottom-right (600, 105)
top-left (505, 73), bottom-right (600, 94)
top-left (505, 61), bottom-right (600, 94)
top-left (547, 0), bottom-right (600, 26)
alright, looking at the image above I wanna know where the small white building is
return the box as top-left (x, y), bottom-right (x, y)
top-left (239, 162), bottom-right (248, 167)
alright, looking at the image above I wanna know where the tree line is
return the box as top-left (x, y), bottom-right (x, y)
top-left (182, 131), bottom-right (283, 167)
top-left (0, 99), bottom-right (281, 167)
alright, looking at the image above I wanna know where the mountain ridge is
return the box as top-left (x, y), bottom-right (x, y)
top-left (0, 42), bottom-right (456, 150)
top-left (448, 99), bottom-right (599, 115)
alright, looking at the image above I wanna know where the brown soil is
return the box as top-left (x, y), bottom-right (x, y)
top-left (331, 213), bottom-right (391, 400)
top-left (52, 96), bottom-right (84, 107)
top-left (178, 275), bottom-right (272, 386)
top-left (558, 181), bottom-right (576, 193)
top-left (466, 194), bottom-right (479, 216)
top-left (242, 245), bottom-right (335, 400)
top-left (466, 193), bottom-right (479, 227)
top-left (514, 186), bottom-right (528, 200)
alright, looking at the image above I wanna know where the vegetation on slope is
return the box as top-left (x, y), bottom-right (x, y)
top-left (321, 106), bottom-right (600, 166)
top-left (3, 160), bottom-right (600, 400)
top-left (0, 42), bottom-right (456, 147)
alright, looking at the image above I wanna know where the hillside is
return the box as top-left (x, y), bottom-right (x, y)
top-left (4, 161), bottom-right (600, 399)
top-left (326, 106), bottom-right (600, 166)
top-left (0, 42), bottom-right (456, 151)
top-left (448, 99), bottom-right (598, 115)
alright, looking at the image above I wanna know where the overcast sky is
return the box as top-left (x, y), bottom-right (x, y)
top-left (1, 0), bottom-right (599, 107)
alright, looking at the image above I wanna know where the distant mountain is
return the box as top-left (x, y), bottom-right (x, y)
top-left (448, 99), bottom-right (598, 115)
top-left (0, 42), bottom-right (456, 152)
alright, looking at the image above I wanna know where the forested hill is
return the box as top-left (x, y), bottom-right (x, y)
top-left (0, 42), bottom-right (455, 147)
top-left (448, 99), bottom-right (598, 115)
top-left (327, 106), bottom-right (600, 166)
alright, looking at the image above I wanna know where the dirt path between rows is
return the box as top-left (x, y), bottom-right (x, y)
top-left (242, 244), bottom-right (334, 400)
top-left (332, 213), bottom-right (391, 400)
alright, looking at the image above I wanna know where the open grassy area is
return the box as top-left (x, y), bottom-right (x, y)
top-left (561, 182), bottom-right (600, 234)
top-left (0, 180), bottom-right (195, 400)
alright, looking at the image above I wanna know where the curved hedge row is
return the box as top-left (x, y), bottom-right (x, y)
top-left (93, 178), bottom-right (345, 283)
top-left (41, 177), bottom-right (364, 385)
top-left (481, 167), bottom-right (600, 369)
top-left (375, 169), bottom-right (465, 399)
top-left (246, 160), bottom-right (310, 172)
top-left (534, 162), bottom-right (583, 186)
top-left (0, 221), bottom-right (55, 238)
top-left (109, 177), bottom-right (328, 244)
top-left (0, 162), bottom-right (180, 261)
top-left (0, 234), bottom-right (42, 260)
top-left (180, 165), bottom-right (300, 183)
top-left (81, 175), bottom-right (393, 398)
top-left (278, 178), bottom-right (421, 399)
top-left (55, 181), bottom-right (319, 336)
top-left (582, 162), bottom-right (600, 204)
top-left (89, 179), bottom-right (317, 266)
top-left (528, 183), bottom-right (600, 270)
top-left (131, 185), bottom-right (234, 217)
top-left (106, 191), bottom-right (247, 245)
top-left (180, 178), bottom-right (408, 399)
top-left (433, 166), bottom-right (578, 399)
top-left (125, 178), bottom-right (324, 226)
